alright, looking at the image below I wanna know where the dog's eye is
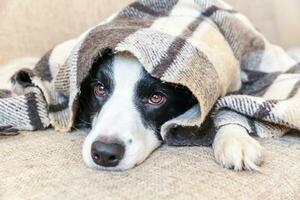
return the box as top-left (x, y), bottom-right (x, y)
top-left (94, 82), bottom-right (106, 97)
top-left (148, 92), bottom-right (166, 105)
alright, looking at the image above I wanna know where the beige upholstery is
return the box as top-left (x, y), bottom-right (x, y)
top-left (1, 0), bottom-right (300, 66)
top-left (0, 1), bottom-right (300, 199)
top-left (0, 0), bottom-right (135, 66)
top-left (1, 131), bottom-right (300, 199)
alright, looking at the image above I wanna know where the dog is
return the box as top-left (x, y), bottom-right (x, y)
top-left (75, 52), bottom-right (263, 171)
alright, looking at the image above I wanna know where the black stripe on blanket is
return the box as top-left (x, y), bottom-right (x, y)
top-left (288, 79), bottom-right (300, 98)
top-left (245, 117), bottom-right (258, 136)
top-left (152, 16), bottom-right (205, 77)
top-left (0, 125), bottom-right (20, 136)
top-left (77, 1), bottom-right (178, 84)
top-left (120, 0), bottom-right (179, 18)
top-left (286, 63), bottom-right (300, 73)
top-left (77, 22), bottom-right (153, 85)
top-left (152, 4), bottom-right (238, 77)
top-left (0, 90), bottom-right (12, 98)
top-left (238, 70), bottom-right (280, 97)
top-left (48, 94), bottom-right (69, 113)
top-left (253, 100), bottom-right (278, 119)
top-left (202, 5), bottom-right (265, 67)
top-left (25, 92), bottom-right (44, 129)
top-left (34, 49), bottom-right (53, 82)
top-left (151, 5), bottom-right (240, 77)
top-left (202, 5), bottom-right (237, 18)
top-left (129, 2), bottom-right (161, 16)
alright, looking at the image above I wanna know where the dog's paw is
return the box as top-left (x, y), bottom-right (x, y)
top-left (213, 124), bottom-right (263, 171)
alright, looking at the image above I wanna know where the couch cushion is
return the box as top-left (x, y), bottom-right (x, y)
top-left (1, 130), bottom-right (299, 199)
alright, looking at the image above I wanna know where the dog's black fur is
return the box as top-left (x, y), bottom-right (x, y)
top-left (75, 55), bottom-right (197, 140)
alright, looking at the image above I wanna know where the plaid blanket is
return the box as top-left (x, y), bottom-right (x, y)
top-left (1, 0), bottom-right (299, 146)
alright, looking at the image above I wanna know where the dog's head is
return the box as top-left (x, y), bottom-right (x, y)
top-left (76, 53), bottom-right (197, 171)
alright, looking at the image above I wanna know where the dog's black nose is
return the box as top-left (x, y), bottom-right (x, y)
top-left (91, 141), bottom-right (125, 167)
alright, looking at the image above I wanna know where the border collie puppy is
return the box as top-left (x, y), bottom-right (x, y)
top-left (76, 53), bottom-right (197, 171)
top-left (76, 53), bottom-right (263, 171)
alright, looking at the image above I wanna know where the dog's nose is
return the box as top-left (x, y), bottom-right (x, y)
top-left (91, 141), bottom-right (125, 167)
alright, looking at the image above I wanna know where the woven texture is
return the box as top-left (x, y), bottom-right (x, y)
top-left (1, 130), bottom-right (300, 200)
top-left (0, 0), bottom-right (300, 146)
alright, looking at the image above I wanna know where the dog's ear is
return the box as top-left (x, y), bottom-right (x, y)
top-left (164, 117), bottom-right (216, 147)
top-left (10, 68), bottom-right (35, 94)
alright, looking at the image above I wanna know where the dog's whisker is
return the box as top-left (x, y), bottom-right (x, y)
top-left (78, 118), bottom-right (92, 125)
top-left (76, 116), bottom-right (92, 126)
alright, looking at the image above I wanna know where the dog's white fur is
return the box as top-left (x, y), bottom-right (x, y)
top-left (81, 55), bottom-right (263, 171)
top-left (82, 55), bottom-right (161, 171)
top-left (213, 124), bottom-right (263, 171)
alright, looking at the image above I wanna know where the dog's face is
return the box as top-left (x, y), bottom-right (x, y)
top-left (76, 53), bottom-right (197, 171)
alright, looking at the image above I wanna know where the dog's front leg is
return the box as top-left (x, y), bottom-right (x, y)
top-left (213, 124), bottom-right (263, 171)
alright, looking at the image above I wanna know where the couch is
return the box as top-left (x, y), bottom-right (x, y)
top-left (1, 1), bottom-right (300, 199)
